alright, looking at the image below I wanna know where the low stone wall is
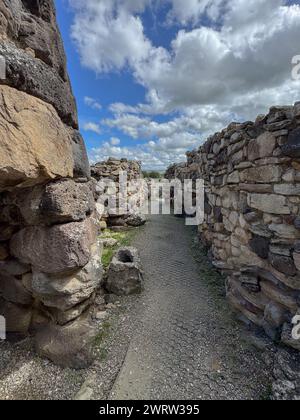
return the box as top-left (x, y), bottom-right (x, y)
top-left (91, 158), bottom-right (147, 229)
top-left (166, 104), bottom-right (300, 350)
top-left (0, 1), bottom-right (101, 368)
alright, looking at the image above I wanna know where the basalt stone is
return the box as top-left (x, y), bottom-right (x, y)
top-left (0, 41), bottom-right (78, 128)
top-left (1, 0), bottom-right (67, 78)
top-left (269, 253), bottom-right (297, 277)
top-left (40, 179), bottom-right (94, 225)
top-left (10, 218), bottom-right (96, 274)
top-left (106, 247), bottom-right (143, 296)
top-left (45, 297), bottom-right (95, 326)
top-left (0, 297), bottom-right (32, 334)
top-left (266, 303), bottom-right (289, 332)
top-left (31, 244), bottom-right (102, 310)
top-left (0, 259), bottom-right (31, 276)
top-left (71, 130), bottom-right (91, 179)
top-left (35, 314), bottom-right (97, 369)
top-left (281, 128), bottom-right (300, 158)
top-left (0, 274), bottom-right (33, 305)
top-left (249, 235), bottom-right (270, 260)
top-left (0, 243), bottom-right (9, 260)
top-left (0, 224), bottom-right (15, 242)
top-left (213, 207), bottom-right (223, 223)
top-left (125, 214), bottom-right (146, 227)
top-left (293, 252), bottom-right (300, 271)
top-left (294, 218), bottom-right (300, 230)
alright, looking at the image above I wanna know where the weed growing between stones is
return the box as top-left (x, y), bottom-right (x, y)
top-left (101, 228), bottom-right (142, 268)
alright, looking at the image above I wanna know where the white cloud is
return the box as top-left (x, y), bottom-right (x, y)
top-left (84, 96), bottom-right (102, 110)
top-left (167, 0), bottom-right (225, 25)
top-left (83, 122), bottom-right (102, 135)
top-left (70, 0), bottom-right (300, 169)
top-left (110, 137), bottom-right (121, 145)
top-left (70, 0), bottom-right (152, 73)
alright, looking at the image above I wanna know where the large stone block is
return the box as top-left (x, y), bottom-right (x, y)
top-left (269, 253), bottom-right (297, 277)
top-left (260, 282), bottom-right (298, 312)
top-left (274, 184), bottom-right (300, 196)
top-left (269, 224), bottom-right (300, 239)
top-left (31, 244), bottom-right (102, 310)
top-left (105, 247), bottom-right (143, 296)
top-left (241, 166), bottom-right (282, 183)
top-left (35, 314), bottom-right (97, 369)
top-left (0, 41), bottom-right (78, 128)
top-left (71, 130), bottom-right (91, 179)
top-left (281, 128), bottom-right (300, 158)
top-left (3, 179), bottom-right (95, 225)
top-left (0, 0), bottom-right (67, 77)
top-left (0, 85), bottom-right (74, 191)
top-left (249, 235), bottom-right (270, 259)
top-left (10, 218), bottom-right (96, 274)
top-left (248, 132), bottom-right (276, 160)
top-left (248, 194), bottom-right (290, 215)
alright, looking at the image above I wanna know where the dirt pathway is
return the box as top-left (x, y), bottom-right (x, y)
top-left (108, 215), bottom-right (272, 400)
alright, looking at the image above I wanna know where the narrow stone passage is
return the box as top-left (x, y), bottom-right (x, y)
top-left (109, 215), bottom-right (272, 400)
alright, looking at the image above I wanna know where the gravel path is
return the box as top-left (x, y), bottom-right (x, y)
top-left (0, 215), bottom-right (273, 400)
top-left (109, 215), bottom-right (273, 400)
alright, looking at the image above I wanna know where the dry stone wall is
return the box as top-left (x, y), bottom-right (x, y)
top-left (166, 104), bottom-right (300, 350)
top-left (0, 0), bottom-right (101, 368)
top-left (91, 158), bottom-right (147, 229)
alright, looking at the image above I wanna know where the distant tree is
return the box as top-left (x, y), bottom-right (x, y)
top-left (143, 171), bottom-right (161, 179)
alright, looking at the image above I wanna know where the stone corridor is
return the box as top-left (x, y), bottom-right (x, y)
top-left (109, 215), bottom-right (272, 400)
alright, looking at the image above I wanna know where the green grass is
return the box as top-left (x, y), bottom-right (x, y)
top-left (101, 228), bottom-right (140, 268)
top-left (93, 321), bottom-right (111, 347)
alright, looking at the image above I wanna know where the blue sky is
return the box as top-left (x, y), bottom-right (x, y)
top-left (56, 0), bottom-right (300, 170)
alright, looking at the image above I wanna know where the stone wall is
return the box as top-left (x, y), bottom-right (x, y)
top-left (91, 158), bottom-right (147, 229)
top-left (166, 104), bottom-right (300, 350)
top-left (0, 0), bottom-right (101, 368)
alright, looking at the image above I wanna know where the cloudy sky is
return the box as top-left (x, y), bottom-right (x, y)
top-left (56, 0), bottom-right (300, 170)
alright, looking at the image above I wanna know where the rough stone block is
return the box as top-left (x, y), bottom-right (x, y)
top-left (32, 243), bottom-right (102, 310)
top-left (35, 314), bottom-right (97, 369)
top-left (105, 247), bottom-right (143, 296)
top-left (0, 85), bottom-right (74, 191)
top-left (248, 194), bottom-right (290, 215)
top-left (10, 218), bottom-right (96, 274)
top-left (248, 132), bottom-right (276, 160)
top-left (0, 297), bottom-right (32, 334)
top-left (241, 166), bottom-right (282, 183)
top-left (269, 253), bottom-right (297, 276)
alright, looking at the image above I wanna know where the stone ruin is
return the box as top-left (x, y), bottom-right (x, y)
top-left (105, 247), bottom-right (143, 296)
top-left (91, 158), bottom-right (147, 230)
top-left (0, 0), bottom-right (102, 368)
top-left (166, 104), bottom-right (300, 351)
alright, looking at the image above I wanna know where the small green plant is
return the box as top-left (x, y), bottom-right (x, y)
top-left (101, 228), bottom-right (140, 268)
top-left (93, 321), bottom-right (111, 347)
